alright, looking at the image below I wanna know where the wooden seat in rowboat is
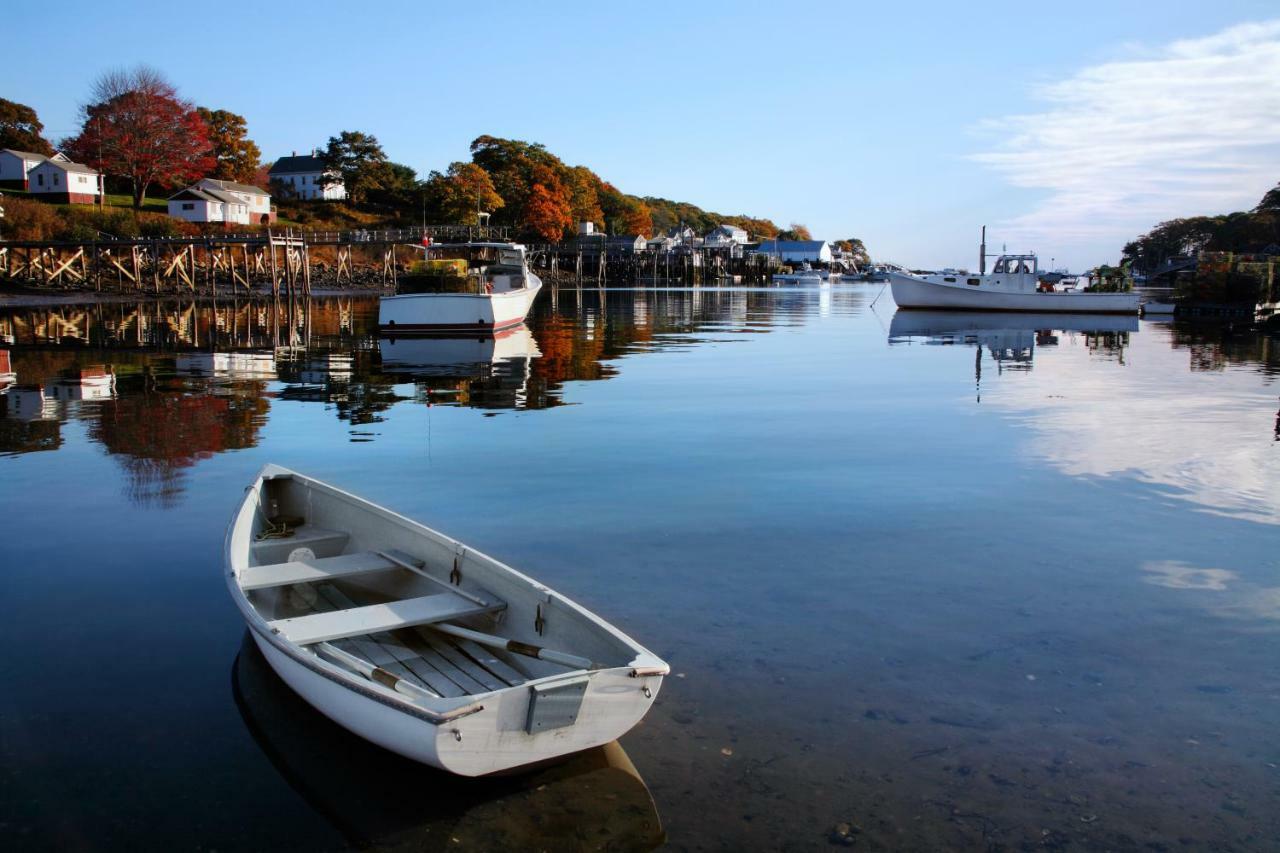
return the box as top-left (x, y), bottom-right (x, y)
top-left (239, 551), bottom-right (401, 591)
top-left (268, 590), bottom-right (505, 646)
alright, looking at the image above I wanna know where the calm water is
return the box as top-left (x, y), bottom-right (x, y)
top-left (1, 287), bottom-right (1278, 851)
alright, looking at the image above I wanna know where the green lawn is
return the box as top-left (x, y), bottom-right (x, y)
top-left (1, 185), bottom-right (167, 212)
top-left (101, 192), bottom-right (168, 212)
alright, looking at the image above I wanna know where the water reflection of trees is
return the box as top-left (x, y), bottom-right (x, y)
top-left (1167, 323), bottom-right (1279, 374)
top-left (87, 375), bottom-right (269, 507)
top-left (2, 288), bottom-right (804, 496)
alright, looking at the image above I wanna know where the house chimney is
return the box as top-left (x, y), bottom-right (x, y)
top-left (291, 150), bottom-right (296, 157)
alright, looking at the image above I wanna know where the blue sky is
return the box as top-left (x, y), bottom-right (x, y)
top-left (5, 1), bottom-right (1279, 270)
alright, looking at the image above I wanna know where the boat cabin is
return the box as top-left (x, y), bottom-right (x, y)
top-left (985, 254), bottom-right (1039, 291)
top-left (420, 243), bottom-right (529, 294)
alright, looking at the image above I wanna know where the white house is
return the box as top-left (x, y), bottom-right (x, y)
top-left (755, 239), bottom-right (833, 264)
top-left (666, 224), bottom-right (697, 246)
top-left (167, 185), bottom-right (251, 225)
top-left (647, 235), bottom-right (677, 252)
top-left (704, 224), bottom-right (748, 248)
top-left (28, 158), bottom-right (101, 204)
top-left (0, 149), bottom-right (68, 190)
top-left (268, 152), bottom-right (346, 201)
top-left (195, 178), bottom-right (273, 223)
top-left (608, 234), bottom-right (647, 254)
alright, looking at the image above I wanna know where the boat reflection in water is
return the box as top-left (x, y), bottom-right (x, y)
top-left (889, 310), bottom-right (1137, 361)
top-left (232, 633), bottom-right (664, 852)
top-left (378, 325), bottom-right (542, 410)
top-left (888, 310), bottom-right (1139, 398)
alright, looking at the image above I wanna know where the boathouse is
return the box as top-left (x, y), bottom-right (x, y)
top-left (0, 149), bottom-right (68, 190)
top-left (27, 158), bottom-right (101, 204)
top-left (268, 152), bottom-right (346, 201)
top-left (755, 239), bottom-right (833, 264)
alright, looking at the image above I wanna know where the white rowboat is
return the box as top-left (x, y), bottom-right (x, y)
top-left (225, 465), bottom-right (668, 776)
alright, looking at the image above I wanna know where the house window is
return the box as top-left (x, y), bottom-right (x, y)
top-left (182, 203), bottom-right (194, 211)
top-left (302, 175), bottom-right (308, 185)
top-left (37, 173), bottom-right (44, 186)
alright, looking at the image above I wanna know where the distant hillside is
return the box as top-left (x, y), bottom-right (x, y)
top-left (422, 135), bottom-right (786, 242)
top-left (1123, 182), bottom-right (1280, 271)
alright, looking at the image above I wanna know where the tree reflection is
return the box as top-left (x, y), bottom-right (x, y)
top-left (87, 377), bottom-right (269, 507)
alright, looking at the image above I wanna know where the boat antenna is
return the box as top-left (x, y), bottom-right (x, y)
top-left (979, 225), bottom-right (986, 275)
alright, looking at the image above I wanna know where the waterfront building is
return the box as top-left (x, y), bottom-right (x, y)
top-left (609, 234), bottom-right (648, 254)
top-left (0, 149), bottom-right (68, 190)
top-left (268, 152), bottom-right (346, 201)
top-left (754, 239), bottom-right (833, 264)
top-left (704, 224), bottom-right (748, 248)
top-left (27, 158), bottom-right (101, 204)
top-left (667, 224), bottom-right (698, 246)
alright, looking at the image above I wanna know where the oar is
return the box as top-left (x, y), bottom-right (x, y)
top-left (316, 642), bottom-right (442, 700)
top-left (376, 550), bottom-right (491, 607)
top-left (430, 623), bottom-right (595, 670)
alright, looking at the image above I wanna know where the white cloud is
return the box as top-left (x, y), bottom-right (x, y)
top-left (973, 20), bottom-right (1280, 264)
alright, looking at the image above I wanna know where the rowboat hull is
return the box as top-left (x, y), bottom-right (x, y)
top-left (379, 276), bottom-right (543, 334)
top-left (890, 272), bottom-right (1140, 313)
top-left (225, 464), bottom-right (666, 776)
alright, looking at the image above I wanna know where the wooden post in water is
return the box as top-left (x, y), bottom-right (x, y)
top-left (269, 232), bottom-right (280, 299)
top-left (302, 240), bottom-right (312, 297)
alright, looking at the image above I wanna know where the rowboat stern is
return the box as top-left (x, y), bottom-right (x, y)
top-left (432, 657), bottom-right (668, 777)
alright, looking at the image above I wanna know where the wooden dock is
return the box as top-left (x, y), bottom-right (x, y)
top-left (0, 225), bottom-right (511, 296)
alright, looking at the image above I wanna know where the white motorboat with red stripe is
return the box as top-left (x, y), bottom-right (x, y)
top-left (379, 242), bottom-right (542, 334)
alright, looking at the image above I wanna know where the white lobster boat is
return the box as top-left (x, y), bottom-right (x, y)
top-left (379, 242), bottom-right (542, 335)
top-left (773, 264), bottom-right (825, 285)
top-left (890, 242), bottom-right (1139, 314)
top-left (225, 465), bottom-right (668, 776)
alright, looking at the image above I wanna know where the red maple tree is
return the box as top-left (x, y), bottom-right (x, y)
top-left (64, 67), bottom-right (214, 208)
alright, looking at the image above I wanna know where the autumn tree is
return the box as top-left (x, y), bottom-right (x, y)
top-left (195, 107), bottom-right (261, 183)
top-left (367, 161), bottom-right (420, 208)
top-left (320, 131), bottom-right (391, 203)
top-left (616, 196), bottom-right (652, 236)
top-left (423, 161), bottom-right (503, 224)
top-left (835, 238), bottom-right (870, 265)
top-left (775, 223), bottom-right (812, 241)
top-left (564, 165), bottom-right (604, 229)
top-left (521, 163), bottom-right (573, 241)
top-left (0, 98), bottom-right (54, 155)
top-left (63, 66), bottom-right (213, 208)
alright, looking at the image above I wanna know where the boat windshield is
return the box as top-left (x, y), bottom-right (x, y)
top-left (992, 256), bottom-right (1036, 275)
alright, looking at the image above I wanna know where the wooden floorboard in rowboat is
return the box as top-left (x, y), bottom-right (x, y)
top-left (318, 585), bottom-right (469, 698)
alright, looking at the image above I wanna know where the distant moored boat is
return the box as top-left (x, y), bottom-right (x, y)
top-left (379, 242), bottom-right (542, 334)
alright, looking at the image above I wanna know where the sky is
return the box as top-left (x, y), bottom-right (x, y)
top-left (4, 1), bottom-right (1279, 270)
